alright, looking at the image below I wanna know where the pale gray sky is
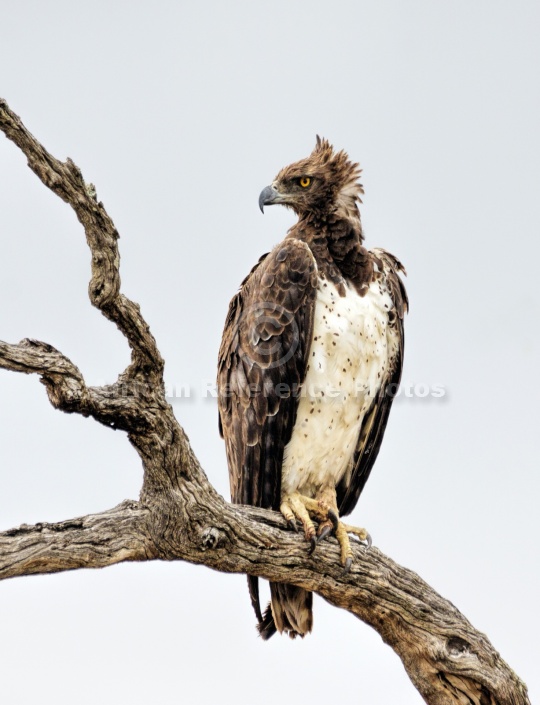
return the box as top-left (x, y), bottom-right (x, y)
top-left (1, 1), bottom-right (539, 703)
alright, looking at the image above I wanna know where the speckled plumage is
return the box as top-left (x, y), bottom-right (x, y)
top-left (281, 275), bottom-right (398, 499)
top-left (217, 138), bottom-right (407, 639)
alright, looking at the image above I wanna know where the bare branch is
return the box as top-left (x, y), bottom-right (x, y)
top-left (0, 338), bottom-right (80, 375)
top-left (0, 97), bottom-right (531, 705)
top-left (0, 98), bottom-right (163, 382)
top-left (0, 490), bottom-right (530, 705)
top-left (0, 338), bottom-right (154, 432)
top-left (0, 501), bottom-right (153, 579)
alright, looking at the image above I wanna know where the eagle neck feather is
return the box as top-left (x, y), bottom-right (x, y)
top-left (287, 215), bottom-right (373, 296)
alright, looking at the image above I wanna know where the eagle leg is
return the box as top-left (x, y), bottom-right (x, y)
top-left (313, 488), bottom-right (371, 569)
top-left (281, 491), bottom-right (371, 568)
top-left (280, 493), bottom-right (319, 549)
top-left (314, 504), bottom-right (339, 542)
top-left (316, 520), bottom-right (334, 542)
top-left (334, 521), bottom-right (370, 571)
top-left (341, 522), bottom-right (372, 549)
top-left (280, 492), bottom-right (339, 552)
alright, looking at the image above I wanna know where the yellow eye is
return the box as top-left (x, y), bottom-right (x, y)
top-left (299, 176), bottom-right (311, 188)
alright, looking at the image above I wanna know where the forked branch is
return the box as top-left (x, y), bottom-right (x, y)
top-left (0, 98), bottom-right (530, 705)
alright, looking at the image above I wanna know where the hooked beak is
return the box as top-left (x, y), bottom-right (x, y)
top-left (258, 184), bottom-right (283, 213)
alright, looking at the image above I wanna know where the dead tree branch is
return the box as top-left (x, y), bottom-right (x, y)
top-left (0, 98), bottom-right (530, 705)
top-left (0, 501), bottom-right (151, 577)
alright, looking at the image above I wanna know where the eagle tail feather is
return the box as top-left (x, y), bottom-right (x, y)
top-left (250, 581), bottom-right (313, 640)
top-left (258, 602), bottom-right (278, 640)
top-left (247, 575), bottom-right (264, 624)
top-left (265, 583), bottom-right (313, 640)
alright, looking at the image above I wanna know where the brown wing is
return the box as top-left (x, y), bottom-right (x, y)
top-left (337, 249), bottom-right (408, 516)
top-left (218, 238), bottom-right (318, 512)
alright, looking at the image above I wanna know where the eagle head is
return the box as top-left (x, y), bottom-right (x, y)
top-left (259, 136), bottom-right (363, 220)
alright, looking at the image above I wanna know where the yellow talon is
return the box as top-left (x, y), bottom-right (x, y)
top-left (280, 489), bottom-right (371, 568)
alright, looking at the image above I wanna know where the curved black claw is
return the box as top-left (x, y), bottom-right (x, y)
top-left (287, 518), bottom-right (298, 532)
top-left (343, 557), bottom-right (353, 573)
top-left (362, 531), bottom-right (372, 549)
top-left (308, 535), bottom-right (317, 554)
top-left (317, 524), bottom-right (333, 542)
top-left (327, 508), bottom-right (340, 531)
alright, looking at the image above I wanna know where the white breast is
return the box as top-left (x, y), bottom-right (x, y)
top-left (281, 276), bottom-right (395, 499)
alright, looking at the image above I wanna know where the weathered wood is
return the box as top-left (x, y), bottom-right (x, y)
top-left (0, 97), bottom-right (530, 705)
top-left (0, 501), bottom-right (152, 577)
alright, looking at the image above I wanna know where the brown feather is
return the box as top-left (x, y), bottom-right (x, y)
top-left (217, 138), bottom-right (407, 638)
top-left (218, 239), bottom-right (318, 510)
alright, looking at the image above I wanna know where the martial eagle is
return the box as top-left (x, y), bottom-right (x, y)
top-left (217, 138), bottom-right (407, 639)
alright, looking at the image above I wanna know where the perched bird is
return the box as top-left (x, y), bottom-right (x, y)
top-left (217, 137), bottom-right (407, 639)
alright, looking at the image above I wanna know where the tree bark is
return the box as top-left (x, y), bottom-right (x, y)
top-left (0, 98), bottom-right (530, 705)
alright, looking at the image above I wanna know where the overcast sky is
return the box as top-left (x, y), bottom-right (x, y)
top-left (1, 1), bottom-right (539, 703)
